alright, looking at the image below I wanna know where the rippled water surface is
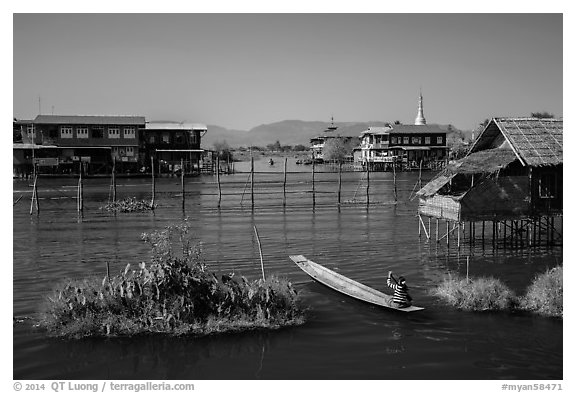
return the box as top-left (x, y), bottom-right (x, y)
top-left (13, 169), bottom-right (562, 379)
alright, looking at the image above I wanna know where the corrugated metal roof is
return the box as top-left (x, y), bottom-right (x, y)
top-left (389, 124), bottom-right (446, 134)
top-left (146, 122), bottom-right (207, 130)
top-left (360, 126), bottom-right (392, 135)
top-left (34, 115), bottom-right (146, 125)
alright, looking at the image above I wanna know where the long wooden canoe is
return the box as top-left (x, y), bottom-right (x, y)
top-left (289, 255), bottom-right (424, 312)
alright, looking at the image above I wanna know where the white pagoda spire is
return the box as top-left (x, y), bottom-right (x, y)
top-left (415, 90), bottom-right (427, 125)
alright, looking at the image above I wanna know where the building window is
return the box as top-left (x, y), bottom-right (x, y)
top-left (125, 146), bottom-right (134, 157)
top-left (425, 137), bottom-right (431, 144)
top-left (391, 136), bottom-right (397, 144)
top-left (413, 136), bottom-right (421, 145)
top-left (403, 137), bottom-right (409, 144)
top-left (437, 136), bottom-right (443, 144)
top-left (77, 127), bottom-right (89, 139)
top-left (162, 133), bottom-right (170, 143)
top-left (175, 133), bottom-right (184, 144)
top-left (27, 124), bottom-right (36, 139)
top-left (61, 126), bottom-right (73, 139)
top-left (123, 127), bottom-right (136, 139)
top-left (108, 127), bottom-right (120, 139)
top-left (148, 135), bottom-right (156, 144)
top-left (190, 131), bottom-right (198, 145)
top-left (92, 126), bottom-right (104, 138)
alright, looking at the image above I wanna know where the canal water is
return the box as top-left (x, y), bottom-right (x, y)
top-left (13, 168), bottom-right (562, 380)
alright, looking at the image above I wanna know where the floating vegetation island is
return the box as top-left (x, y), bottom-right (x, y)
top-left (40, 222), bottom-right (305, 338)
top-left (101, 197), bottom-right (156, 213)
top-left (431, 266), bottom-right (563, 318)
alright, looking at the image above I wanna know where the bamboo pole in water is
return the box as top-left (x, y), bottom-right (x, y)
top-left (251, 156), bottom-right (255, 209)
top-left (77, 162), bottom-right (83, 213)
top-left (217, 156), bottom-right (222, 208)
top-left (393, 161), bottom-right (398, 202)
top-left (338, 162), bottom-right (342, 205)
top-left (283, 157), bottom-right (287, 207)
top-left (366, 161), bottom-right (370, 206)
top-left (253, 225), bottom-right (265, 280)
top-left (111, 156), bottom-right (117, 203)
top-left (29, 168), bottom-right (39, 215)
top-left (312, 157), bottom-right (316, 207)
top-left (181, 158), bottom-right (185, 210)
top-left (150, 157), bottom-right (156, 208)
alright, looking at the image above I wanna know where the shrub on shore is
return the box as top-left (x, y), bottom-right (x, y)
top-left (430, 275), bottom-right (517, 312)
top-left (519, 267), bottom-right (562, 318)
top-left (101, 197), bottom-right (156, 213)
top-left (431, 267), bottom-right (562, 318)
top-left (39, 222), bottom-right (304, 338)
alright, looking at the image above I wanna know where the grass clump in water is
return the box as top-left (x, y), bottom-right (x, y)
top-left (101, 197), bottom-right (156, 213)
top-left (39, 221), bottom-right (304, 338)
top-left (430, 275), bottom-right (517, 312)
top-left (519, 266), bottom-right (562, 318)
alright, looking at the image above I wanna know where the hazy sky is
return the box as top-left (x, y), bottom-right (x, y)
top-left (13, 13), bottom-right (562, 131)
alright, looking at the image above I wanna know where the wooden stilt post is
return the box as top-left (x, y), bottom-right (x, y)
top-left (457, 222), bottom-right (461, 249)
top-left (150, 157), bottom-right (155, 209)
top-left (338, 162), bottom-right (342, 205)
top-left (428, 217), bottom-right (431, 239)
top-left (251, 156), bottom-right (255, 209)
top-left (283, 157), bottom-right (287, 207)
top-left (418, 160), bottom-right (423, 189)
top-left (436, 218), bottom-right (439, 243)
top-left (217, 155), bottom-right (222, 208)
top-left (181, 158), bottom-right (185, 210)
top-left (446, 220), bottom-right (450, 246)
top-left (418, 214), bottom-right (422, 237)
top-left (312, 156), bottom-right (316, 207)
top-left (366, 161), bottom-right (370, 206)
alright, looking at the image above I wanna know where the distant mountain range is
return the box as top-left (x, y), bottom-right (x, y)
top-left (201, 120), bottom-right (472, 149)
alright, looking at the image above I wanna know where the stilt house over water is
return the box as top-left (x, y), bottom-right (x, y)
top-left (416, 117), bottom-right (562, 247)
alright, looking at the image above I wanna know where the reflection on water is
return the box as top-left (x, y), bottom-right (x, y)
top-left (13, 174), bottom-right (562, 379)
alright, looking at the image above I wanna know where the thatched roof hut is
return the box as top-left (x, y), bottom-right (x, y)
top-left (417, 118), bottom-right (562, 222)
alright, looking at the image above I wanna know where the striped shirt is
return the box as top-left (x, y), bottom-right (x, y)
top-left (387, 278), bottom-right (410, 306)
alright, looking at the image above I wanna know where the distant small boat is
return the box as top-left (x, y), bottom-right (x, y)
top-left (296, 159), bottom-right (303, 165)
top-left (269, 158), bottom-right (274, 165)
top-left (289, 255), bottom-right (424, 312)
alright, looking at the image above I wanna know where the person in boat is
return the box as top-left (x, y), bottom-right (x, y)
top-left (387, 271), bottom-right (412, 308)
